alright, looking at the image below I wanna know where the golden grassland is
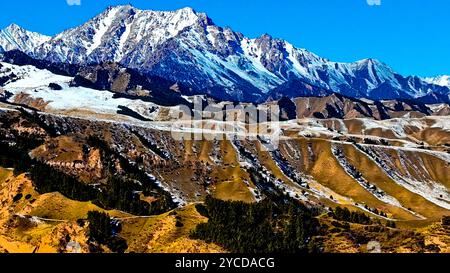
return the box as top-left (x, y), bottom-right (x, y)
top-left (120, 204), bottom-right (225, 253)
top-left (0, 167), bottom-right (123, 253)
top-left (342, 144), bottom-right (449, 221)
top-left (317, 215), bottom-right (450, 253)
top-left (413, 128), bottom-right (450, 146)
top-left (0, 165), bottom-right (448, 253)
top-left (0, 167), bottom-right (224, 253)
top-left (272, 137), bottom-right (450, 224)
top-left (303, 139), bottom-right (412, 220)
top-left (212, 140), bottom-right (255, 203)
top-left (0, 124), bottom-right (448, 253)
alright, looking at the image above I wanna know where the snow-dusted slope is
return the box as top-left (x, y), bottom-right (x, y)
top-left (1, 5), bottom-right (449, 102)
top-left (0, 62), bottom-right (163, 121)
top-left (424, 75), bottom-right (450, 88)
top-left (0, 62), bottom-right (70, 87)
top-left (34, 6), bottom-right (204, 64)
top-left (0, 24), bottom-right (50, 54)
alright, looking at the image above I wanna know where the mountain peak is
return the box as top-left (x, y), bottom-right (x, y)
top-left (91, 5), bottom-right (202, 30)
top-left (2, 6), bottom-right (448, 103)
top-left (34, 5), bottom-right (208, 64)
top-left (0, 23), bottom-right (50, 54)
top-left (106, 5), bottom-right (199, 17)
top-left (176, 7), bottom-right (197, 14)
top-left (5, 23), bottom-right (22, 32)
top-left (257, 33), bottom-right (274, 41)
top-left (352, 58), bottom-right (391, 72)
top-left (357, 58), bottom-right (383, 66)
top-left (3, 23), bottom-right (31, 36)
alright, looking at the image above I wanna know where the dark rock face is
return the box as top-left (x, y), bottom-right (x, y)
top-left (48, 83), bottom-right (63, 90)
top-left (71, 62), bottom-right (190, 107)
top-left (277, 97), bottom-right (298, 121)
top-left (254, 34), bottom-right (290, 78)
top-left (0, 50), bottom-right (81, 77)
top-left (266, 78), bottom-right (332, 102)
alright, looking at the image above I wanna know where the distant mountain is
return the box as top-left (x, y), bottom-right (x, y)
top-left (424, 75), bottom-right (450, 88)
top-left (0, 24), bottom-right (50, 54)
top-left (2, 60), bottom-right (446, 124)
top-left (275, 93), bottom-right (445, 120)
top-left (415, 91), bottom-right (450, 104)
top-left (0, 50), bottom-right (81, 77)
top-left (0, 5), bottom-right (449, 103)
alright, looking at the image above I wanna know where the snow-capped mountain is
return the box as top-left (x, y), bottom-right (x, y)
top-left (0, 24), bottom-right (50, 55)
top-left (424, 75), bottom-right (450, 88)
top-left (1, 5), bottom-right (449, 103)
top-left (34, 6), bottom-right (205, 64)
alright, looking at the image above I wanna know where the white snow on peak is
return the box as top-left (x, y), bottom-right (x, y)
top-left (86, 7), bottom-right (119, 55)
top-left (116, 21), bottom-right (133, 62)
top-left (284, 42), bottom-right (311, 79)
top-left (1, 6), bottom-right (448, 102)
top-left (240, 38), bottom-right (285, 88)
top-left (424, 75), bottom-right (450, 88)
top-left (43, 5), bottom-right (204, 64)
top-left (0, 24), bottom-right (50, 54)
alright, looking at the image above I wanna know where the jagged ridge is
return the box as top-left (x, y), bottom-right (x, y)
top-left (0, 5), bottom-right (449, 103)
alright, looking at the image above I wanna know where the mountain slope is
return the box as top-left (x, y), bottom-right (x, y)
top-left (34, 6), bottom-right (204, 64)
top-left (1, 61), bottom-right (449, 123)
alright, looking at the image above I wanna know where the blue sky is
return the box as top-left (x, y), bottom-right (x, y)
top-left (1, 0), bottom-right (449, 77)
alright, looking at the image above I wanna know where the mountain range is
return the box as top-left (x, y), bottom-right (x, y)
top-left (0, 5), bottom-right (449, 103)
top-left (0, 4), bottom-right (449, 254)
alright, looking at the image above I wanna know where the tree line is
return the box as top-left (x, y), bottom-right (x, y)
top-left (0, 127), bottom-right (175, 216)
top-left (191, 196), bottom-right (321, 253)
top-left (332, 206), bottom-right (372, 225)
top-left (87, 211), bottom-right (128, 253)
